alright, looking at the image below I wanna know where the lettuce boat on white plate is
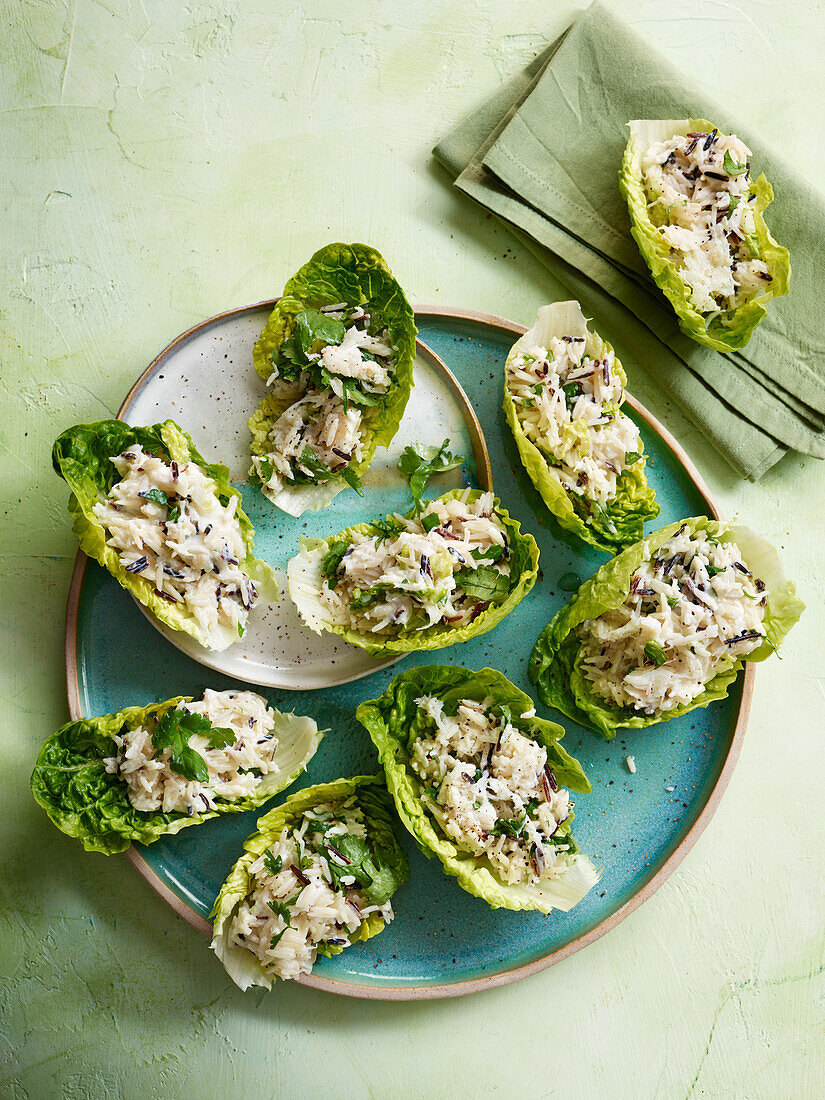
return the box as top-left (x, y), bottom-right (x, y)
top-left (357, 665), bottom-right (598, 913)
top-left (287, 488), bottom-right (539, 657)
top-left (52, 418), bottom-right (277, 651)
top-left (530, 517), bottom-right (804, 739)
top-left (30, 689), bottom-right (321, 854)
top-left (249, 242), bottom-right (417, 516)
top-left (620, 119), bottom-right (791, 352)
top-left (504, 301), bottom-right (658, 553)
top-left (210, 775), bottom-right (409, 988)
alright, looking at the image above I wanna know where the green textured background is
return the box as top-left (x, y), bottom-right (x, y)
top-left (2, 2), bottom-right (823, 1097)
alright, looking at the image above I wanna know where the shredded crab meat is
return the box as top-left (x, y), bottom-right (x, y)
top-left (641, 129), bottom-right (771, 316)
top-left (226, 798), bottom-right (393, 981)
top-left (255, 303), bottom-right (396, 492)
top-left (93, 446), bottom-right (258, 638)
top-left (320, 491), bottom-right (510, 634)
top-left (104, 690), bottom-right (279, 814)
top-left (507, 335), bottom-right (641, 505)
top-left (411, 695), bottom-right (573, 885)
top-left (578, 527), bottom-right (768, 714)
top-left (251, 391), bottom-right (364, 496)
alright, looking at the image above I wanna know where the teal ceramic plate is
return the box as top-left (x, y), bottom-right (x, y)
top-left (65, 305), bottom-right (752, 999)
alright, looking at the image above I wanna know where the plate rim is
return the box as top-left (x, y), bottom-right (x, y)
top-left (64, 302), bottom-right (753, 1001)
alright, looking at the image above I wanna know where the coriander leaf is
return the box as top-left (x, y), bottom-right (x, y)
top-left (207, 726), bottom-right (236, 749)
top-left (339, 464), bottom-right (364, 496)
top-left (397, 438), bottom-right (463, 511)
top-left (294, 445), bottom-right (334, 484)
top-left (371, 516), bottom-right (405, 544)
top-left (453, 566), bottom-right (510, 603)
top-left (258, 458), bottom-right (274, 483)
top-left (492, 814), bottom-right (526, 838)
top-left (561, 382), bottom-right (582, 412)
top-left (706, 564), bottom-right (727, 577)
top-left (322, 539), bottom-right (351, 589)
top-left (727, 192), bottom-right (741, 218)
top-left (723, 150), bottom-right (748, 177)
top-left (623, 451), bottom-right (641, 465)
top-left (350, 583), bottom-right (392, 611)
top-left (471, 545), bottom-right (505, 563)
top-left (294, 309), bottom-right (346, 357)
top-left (150, 708), bottom-right (230, 785)
top-left (167, 504), bottom-right (182, 523)
top-left (421, 512), bottom-right (440, 533)
top-left (643, 641), bottom-right (668, 668)
top-left (667, 596), bottom-right (680, 608)
top-left (263, 850), bottom-right (283, 875)
top-left (269, 928), bottom-right (288, 949)
top-left (267, 892), bottom-right (301, 923)
top-left (324, 831), bottom-right (397, 905)
top-left (140, 488), bottom-right (168, 506)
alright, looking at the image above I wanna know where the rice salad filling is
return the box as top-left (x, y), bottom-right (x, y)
top-left (252, 303), bottom-right (397, 500)
top-left (224, 798), bottom-right (394, 982)
top-left (92, 445), bottom-right (259, 640)
top-left (412, 695), bottom-right (574, 886)
top-left (319, 490), bottom-right (510, 634)
top-left (641, 129), bottom-right (770, 317)
top-left (507, 334), bottom-right (642, 506)
top-left (578, 525), bottom-right (768, 715)
top-left (104, 689), bottom-right (281, 815)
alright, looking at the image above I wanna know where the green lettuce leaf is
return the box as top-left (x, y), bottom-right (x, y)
top-left (504, 301), bottom-right (659, 554)
top-left (619, 119), bottom-right (791, 352)
top-left (286, 488), bottom-right (540, 657)
top-left (356, 665), bottom-right (599, 913)
top-left (30, 696), bottom-right (322, 854)
top-left (250, 242), bottom-right (417, 516)
top-left (529, 516), bottom-right (804, 738)
top-left (209, 775), bottom-right (409, 990)
top-left (52, 418), bottom-right (278, 651)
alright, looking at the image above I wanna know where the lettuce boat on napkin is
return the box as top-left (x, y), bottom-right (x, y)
top-left (250, 242), bottom-right (417, 516)
top-left (210, 775), bottom-right (409, 988)
top-left (287, 488), bottom-right (539, 657)
top-left (620, 119), bottom-right (791, 352)
top-left (530, 517), bottom-right (803, 738)
top-left (504, 301), bottom-right (658, 552)
top-left (357, 665), bottom-right (598, 913)
top-left (53, 418), bottom-right (277, 651)
top-left (31, 690), bottom-right (321, 854)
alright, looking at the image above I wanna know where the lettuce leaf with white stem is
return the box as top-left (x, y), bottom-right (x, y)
top-left (287, 488), bottom-right (539, 657)
top-left (52, 418), bottom-right (278, 651)
top-left (250, 242), bottom-right (417, 516)
top-left (620, 119), bottom-right (791, 352)
top-left (30, 696), bottom-right (322, 854)
top-left (356, 666), bottom-right (598, 913)
top-left (504, 301), bottom-right (658, 553)
top-left (529, 517), bottom-right (804, 738)
top-left (210, 775), bottom-right (409, 990)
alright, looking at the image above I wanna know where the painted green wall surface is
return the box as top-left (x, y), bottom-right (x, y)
top-left (2, 1), bottom-right (824, 1097)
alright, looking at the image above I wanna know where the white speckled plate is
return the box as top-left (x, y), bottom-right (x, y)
top-left (118, 302), bottom-right (492, 690)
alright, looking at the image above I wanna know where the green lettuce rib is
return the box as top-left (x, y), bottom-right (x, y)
top-left (620, 119), bottom-right (791, 352)
top-left (529, 517), bottom-right (804, 739)
top-left (504, 301), bottom-right (659, 553)
top-left (287, 488), bottom-right (540, 657)
top-left (52, 418), bottom-right (277, 651)
top-left (30, 697), bottom-right (322, 854)
top-left (210, 775), bottom-right (409, 990)
top-left (356, 665), bottom-right (598, 913)
top-left (250, 242), bottom-right (417, 515)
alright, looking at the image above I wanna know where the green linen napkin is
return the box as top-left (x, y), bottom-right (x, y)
top-left (433, 2), bottom-right (825, 480)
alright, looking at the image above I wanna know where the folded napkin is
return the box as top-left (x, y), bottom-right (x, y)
top-left (433, 1), bottom-right (825, 480)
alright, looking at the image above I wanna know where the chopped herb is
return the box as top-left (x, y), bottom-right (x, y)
top-left (723, 150), bottom-right (748, 177)
top-left (140, 488), bottom-right (168, 506)
top-left (167, 504), bottom-right (182, 523)
top-left (421, 512), bottom-right (440, 533)
top-left (339, 464), bottom-right (364, 496)
top-left (321, 539), bottom-right (351, 589)
top-left (294, 309), bottom-right (346, 357)
top-left (151, 709), bottom-right (211, 784)
top-left (269, 928), bottom-right (288, 949)
top-left (263, 851), bottom-right (283, 876)
top-left (643, 641), bottom-right (668, 667)
top-left (471, 544), bottom-right (505, 563)
top-left (667, 596), bottom-right (680, 608)
top-left (370, 516), bottom-right (405, 544)
top-left (397, 438), bottom-right (463, 512)
top-left (561, 382), bottom-right (582, 412)
top-left (267, 892), bottom-right (301, 923)
top-left (492, 814), bottom-right (526, 838)
top-left (623, 451), bottom-right (641, 465)
top-left (258, 457), bottom-right (274, 483)
top-left (453, 565), bottom-right (510, 602)
top-left (706, 564), bottom-right (727, 577)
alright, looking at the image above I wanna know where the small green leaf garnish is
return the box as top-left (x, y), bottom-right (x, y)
top-left (624, 451), bottom-right (641, 465)
top-left (141, 488), bottom-right (168, 506)
top-left (321, 538), bottom-right (351, 589)
top-left (167, 504), bottom-right (182, 523)
top-left (492, 814), bottom-right (526, 838)
top-left (723, 150), bottom-right (748, 177)
top-left (398, 438), bottom-right (463, 512)
top-left (263, 851), bottom-right (283, 876)
top-left (151, 708), bottom-right (213, 784)
top-left (667, 596), bottom-right (680, 608)
top-left (421, 512), bottom-right (440, 533)
top-left (643, 641), bottom-right (668, 667)
top-left (706, 564), bottom-right (727, 577)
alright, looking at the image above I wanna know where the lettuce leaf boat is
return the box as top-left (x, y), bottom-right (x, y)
top-left (287, 488), bottom-right (540, 657)
top-left (210, 775), bottom-right (409, 989)
top-left (530, 516), bottom-right (804, 738)
top-left (52, 418), bottom-right (277, 651)
top-left (31, 693), bottom-right (322, 854)
top-left (249, 242), bottom-right (417, 516)
top-left (504, 301), bottom-right (658, 553)
top-left (620, 119), bottom-right (791, 352)
top-left (357, 665), bottom-right (598, 913)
